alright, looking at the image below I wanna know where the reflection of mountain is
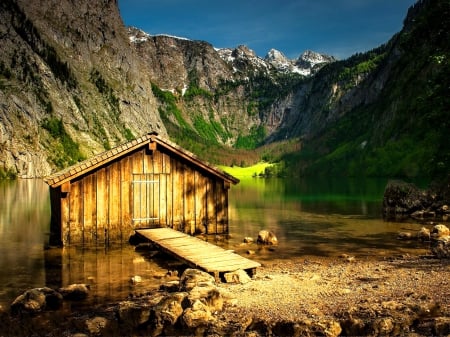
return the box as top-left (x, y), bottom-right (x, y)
top-left (228, 178), bottom-right (423, 259)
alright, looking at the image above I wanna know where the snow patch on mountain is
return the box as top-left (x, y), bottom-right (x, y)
top-left (128, 27), bottom-right (191, 44)
top-left (265, 49), bottom-right (336, 76)
top-left (217, 45), bottom-right (270, 74)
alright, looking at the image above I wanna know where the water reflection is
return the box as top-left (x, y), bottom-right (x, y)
top-left (0, 180), bottom-right (178, 308)
top-left (0, 180), bottom-right (49, 307)
top-left (0, 178), bottom-right (436, 309)
top-left (227, 178), bottom-right (430, 260)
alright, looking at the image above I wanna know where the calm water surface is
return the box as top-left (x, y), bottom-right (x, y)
top-left (0, 178), bottom-right (432, 309)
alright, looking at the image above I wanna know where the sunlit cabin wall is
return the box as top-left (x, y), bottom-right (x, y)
top-left (49, 143), bottom-right (230, 246)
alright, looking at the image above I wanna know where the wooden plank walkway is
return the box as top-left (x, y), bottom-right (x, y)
top-left (135, 228), bottom-right (261, 279)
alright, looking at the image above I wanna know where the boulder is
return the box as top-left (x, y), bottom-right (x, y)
top-left (59, 283), bottom-right (90, 300)
top-left (223, 269), bottom-right (251, 284)
top-left (257, 230), bottom-right (278, 245)
top-left (85, 316), bottom-right (110, 336)
top-left (417, 227), bottom-right (431, 241)
top-left (397, 232), bottom-right (413, 240)
top-left (431, 224), bottom-right (450, 238)
top-left (182, 299), bottom-right (213, 329)
top-left (130, 275), bottom-right (142, 284)
top-left (431, 236), bottom-right (450, 258)
top-left (117, 301), bottom-right (151, 328)
top-left (11, 287), bottom-right (63, 314)
top-left (383, 180), bottom-right (430, 219)
top-left (383, 176), bottom-right (450, 220)
top-left (153, 292), bottom-right (187, 326)
top-left (430, 224), bottom-right (450, 258)
top-left (188, 285), bottom-right (224, 312)
top-left (179, 268), bottom-right (216, 291)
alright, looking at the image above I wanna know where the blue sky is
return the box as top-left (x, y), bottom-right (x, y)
top-left (118, 0), bottom-right (417, 60)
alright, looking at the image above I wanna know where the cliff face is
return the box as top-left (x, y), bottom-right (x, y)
top-left (277, 0), bottom-right (449, 178)
top-left (0, 0), bottom-right (164, 177)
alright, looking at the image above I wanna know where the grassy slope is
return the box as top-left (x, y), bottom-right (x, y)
top-left (219, 162), bottom-right (274, 179)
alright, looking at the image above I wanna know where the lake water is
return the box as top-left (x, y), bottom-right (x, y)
top-left (0, 177), bottom-right (433, 309)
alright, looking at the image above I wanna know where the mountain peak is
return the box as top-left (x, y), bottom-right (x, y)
top-left (296, 50), bottom-right (336, 70)
top-left (264, 49), bottom-right (336, 76)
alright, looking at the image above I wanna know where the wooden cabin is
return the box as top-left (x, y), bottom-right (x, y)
top-left (44, 133), bottom-right (239, 246)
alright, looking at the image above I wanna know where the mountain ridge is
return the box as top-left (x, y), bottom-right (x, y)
top-left (0, 0), bottom-right (448, 180)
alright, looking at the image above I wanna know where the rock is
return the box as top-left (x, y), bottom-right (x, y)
top-left (11, 287), bottom-right (63, 314)
top-left (223, 269), bottom-right (251, 284)
top-left (431, 224), bottom-right (450, 238)
top-left (130, 275), bottom-right (142, 284)
top-left (430, 224), bottom-right (450, 258)
top-left (179, 268), bottom-right (216, 291)
top-left (85, 316), bottom-right (110, 336)
top-left (159, 280), bottom-right (180, 292)
top-left (431, 236), bottom-right (450, 258)
top-left (272, 320), bottom-right (303, 337)
top-left (373, 317), bottom-right (394, 335)
top-left (188, 286), bottom-right (224, 312)
top-left (243, 237), bottom-right (254, 243)
top-left (433, 317), bottom-right (450, 336)
top-left (383, 177), bottom-right (450, 220)
top-left (322, 320), bottom-right (342, 337)
top-left (153, 292), bottom-right (187, 326)
top-left (182, 300), bottom-right (213, 329)
top-left (383, 180), bottom-right (428, 219)
top-left (397, 232), bottom-right (413, 240)
top-left (417, 227), bottom-right (431, 241)
top-left (59, 284), bottom-right (90, 300)
top-left (341, 316), bottom-right (366, 336)
top-left (247, 249), bottom-right (256, 255)
top-left (257, 230), bottom-right (278, 245)
top-left (117, 301), bottom-right (151, 328)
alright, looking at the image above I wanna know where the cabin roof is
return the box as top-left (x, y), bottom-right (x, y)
top-left (44, 132), bottom-right (239, 188)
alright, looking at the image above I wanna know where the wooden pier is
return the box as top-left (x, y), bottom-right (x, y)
top-left (135, 228), bottom-right (260, 279)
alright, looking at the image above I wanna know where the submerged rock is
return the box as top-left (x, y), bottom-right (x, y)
top-left (59, 283), bottom-right (90, 300)
top-left (11, 287), bottom-right (63, 314)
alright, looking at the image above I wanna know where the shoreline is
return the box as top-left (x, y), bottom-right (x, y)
top-left (2, 253), bottom-right (449, 336)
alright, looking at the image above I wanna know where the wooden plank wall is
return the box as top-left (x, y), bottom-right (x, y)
top-left (55, 145), bottom-right (230, 246)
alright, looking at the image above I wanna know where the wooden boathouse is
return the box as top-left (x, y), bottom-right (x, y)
top-left (44, 132), bottom-right (239, 246)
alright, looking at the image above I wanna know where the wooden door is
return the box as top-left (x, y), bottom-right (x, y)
top-left (131, 173), bottom-right (160, 229)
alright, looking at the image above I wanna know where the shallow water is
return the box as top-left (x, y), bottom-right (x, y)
top-left (0, 177), bottom-right (434, 309)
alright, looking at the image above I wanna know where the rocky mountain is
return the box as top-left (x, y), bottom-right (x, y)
top-left (274, 0), bottom-right (449, 178)
top-left (0, 0), bottom-right (164, 177)
top-left (0, 0), bottom-right (448, 180)
top-left (265, 49), bottom-right (336, 76)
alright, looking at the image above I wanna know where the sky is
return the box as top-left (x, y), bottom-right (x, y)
top-left (118, 0), bottom-right (417, 60)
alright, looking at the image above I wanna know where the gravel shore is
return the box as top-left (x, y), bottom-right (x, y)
top-left (219, 254), bottom-right (450, 329)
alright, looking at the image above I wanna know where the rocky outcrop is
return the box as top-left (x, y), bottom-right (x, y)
top-left (383, 178), bottom-right (450, 221)
top-left (5, 266), bottom-right (450, 336)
